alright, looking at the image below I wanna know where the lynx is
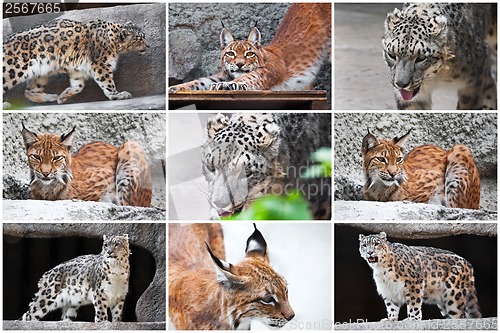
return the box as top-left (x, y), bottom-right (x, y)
top-left (21, 123), bottom-right (152, 207)
top-left (362, 129), bottom-right (480, 209)
top-left (169, 223), bottom-right (295, 329)
top-left (169, 3), bottom-right (331, 91)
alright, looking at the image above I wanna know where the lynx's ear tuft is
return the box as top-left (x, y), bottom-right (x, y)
top-left (206, 243), bottom-right (244, 288)
top-left (245, 224), bottom-right (269, 262)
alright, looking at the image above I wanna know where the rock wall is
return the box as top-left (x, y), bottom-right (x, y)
top-left (3, 112), bottom-right (166, 219)
top-left (334, 112), bottom-right (498, 215)
top-left (168, 3), bottom-right (332, 106)
top-left (3, 3), bottom-right (165, 106)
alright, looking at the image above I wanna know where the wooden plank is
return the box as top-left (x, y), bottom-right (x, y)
top-left (168, 90), bottom-right (328, 110)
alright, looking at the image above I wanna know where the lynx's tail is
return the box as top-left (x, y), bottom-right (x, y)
top-left (445, 144), bottom-right (480, 209)
top-left (116, 141), bottom-right (152, 207)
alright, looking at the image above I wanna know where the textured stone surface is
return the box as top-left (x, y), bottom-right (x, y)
top-left (335, 201), bottom-right (497, 221)
top-left (3, 112), bottom-right (166, 218)
top-left (334, 317), bottom-right (497, 330)
top-left (168, 3), bottom-right (331, 107)
top-left (334, 112), bottom-right (497, 217)
top-left (3, 223), bottom-right (166, 323)
top-left (4, 321), bottom-right (166, 330)
top-left (3, 3), bottom-right (165, 108)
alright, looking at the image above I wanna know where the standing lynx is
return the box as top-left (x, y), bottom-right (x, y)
top-left (21, 124), bottom-right (152, 207)
top-left (169, 3), bottom-right (331, 91)
top-left (169, 223), bottom-right (295, 329)
top-left (362, 129), bottom-right (480, 209)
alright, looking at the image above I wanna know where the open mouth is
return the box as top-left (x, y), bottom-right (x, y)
top-left (368, 256), bottom-right (378, 263)
top-left (399, 85), bottom-right (420, 101)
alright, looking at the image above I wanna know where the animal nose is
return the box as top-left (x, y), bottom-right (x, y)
top-left (285, 312), bottom-right (295, 321)
top-left (236, 62), bottom-right (244, 69)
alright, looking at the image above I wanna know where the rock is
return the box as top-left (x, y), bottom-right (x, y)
top-left (3, 321), bottom-right (166, 330)
top-left (169, 30), bottom-right (201, 81)
top-left (335, 201), bottom-right (497, 221)
top-left (334, 113), bottom-right (498, 218)
top-left (3, 223), bottom-right (166, 322)
top-left (334, 317), bottom-right (497, 330)
top-left (3, 3), bottom-right (165, 107)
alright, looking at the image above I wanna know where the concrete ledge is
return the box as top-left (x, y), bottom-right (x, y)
top-left (334, 317), bottom-right (497, 330)
top-left (5, 95), bottom-right (165, 111)
top-left (335, 201), bottom-right (497, 221)
top-left (3, 199), bottom-right (166, 221)
top-left (4, 320), bottom-right (166, 330)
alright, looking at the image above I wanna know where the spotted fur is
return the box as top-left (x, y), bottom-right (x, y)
top-left (383, 3), bottom-right (496, 110)
top-left (3, 19), bottom-right (148, 106)
top-left (169, 223), bottom-right (294, 329)
top-left (22, 234), bottom-right (131, 322)
top-left (169, 3), bottom-right (331, 91)
top-left (359, 232), bottom-right (481, 321)
top-left (202, 113), bottom-right (331, 219)
top-left (21, 124), bottom-right (152, 207)
top-left (362, 129), bottom-right (480, 209)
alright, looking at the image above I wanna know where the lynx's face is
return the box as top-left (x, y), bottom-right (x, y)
top-left (362, 130), bottom-right (410, 188)
top-left (22, 125), bottom-right (74, 186)
top-left (220, 26), bottom-right (264, 79)
top-left (206, 225), bottom-right (295, 329)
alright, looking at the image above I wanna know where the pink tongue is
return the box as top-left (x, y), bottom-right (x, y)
top-left (400, 89), bottom-right (414, 101)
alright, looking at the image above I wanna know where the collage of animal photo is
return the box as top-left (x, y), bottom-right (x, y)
top-left (1, 1), bottom-right (498, 331)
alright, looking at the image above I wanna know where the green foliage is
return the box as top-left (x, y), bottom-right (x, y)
top-left (301, 147), bottom-right (332, 178)
top-left (224, 147), bottom-right (331, 220)
top-left (224, 191), bottom-right (313, 220)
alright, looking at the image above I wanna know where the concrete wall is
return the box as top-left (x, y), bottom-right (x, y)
top-left (3, 3), bottom-right (165, 106)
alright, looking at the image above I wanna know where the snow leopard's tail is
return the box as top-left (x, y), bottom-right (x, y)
top-left (466, 271), bottom-right (481, 318)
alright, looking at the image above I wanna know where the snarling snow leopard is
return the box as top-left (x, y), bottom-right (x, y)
top-left (359, 232), bottom-right (481, 321)
top-left (383, 3), bottom-right (497, 110)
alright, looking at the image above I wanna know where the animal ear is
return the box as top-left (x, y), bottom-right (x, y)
top-left (259, 123), bottom-right (280, 149)
top-left (245, 224), bottom-right (268, 262)
top-left (362, 129), bottom-right (378, 155)
top-left (378, 232), bottom-right (387, 240)
top-left (430, 15), bottom-right (447, 36)
top-left (206, 243), bottom-right (244, 288)
top-left (21, 123), bottom-right (39, 149)
top-left (60, 126), bottom-right (76, 149)
top-left (118, 22), bottom-right (136, 43)
top-left (220, 26), bottom-right (234, 50)
top-left (103, 235), bottom-right (107, 241)
top-left (393, 128), bottom-right (412, 146)
top-left (207, 113), bottom-right (230, 138)
top-left (385, 8), bottom-right (405, 31)
top-left (247, 26), bottom-right (261, 47)
top-left (359, 234), bottom-right (365, 241)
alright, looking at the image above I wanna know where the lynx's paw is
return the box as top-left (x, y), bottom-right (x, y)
top-left (210, 82), bottom-right (249, 91)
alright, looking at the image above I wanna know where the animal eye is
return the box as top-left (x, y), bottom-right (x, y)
top-left (246, 51), bottom-right (255, 57)
top-left (30, 154), bottom-right (41, 161)
top-left (385, 50), bottom-right (396, 60)
top-left (415, 55), bottom-right (427, 63)
top-left (396, 157), bottom-right (404, 163)
top-left (376, 157), bottom-right (387, 163)
top-left (52, 155), bottom-right (64, 162)
top-left (260, 295), bottom-right (276, 305)
top-left (225, 51), bottom-right (236, 58)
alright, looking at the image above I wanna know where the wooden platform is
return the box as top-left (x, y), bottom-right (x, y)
top-left (168, 90), bottom-right (328, 110)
